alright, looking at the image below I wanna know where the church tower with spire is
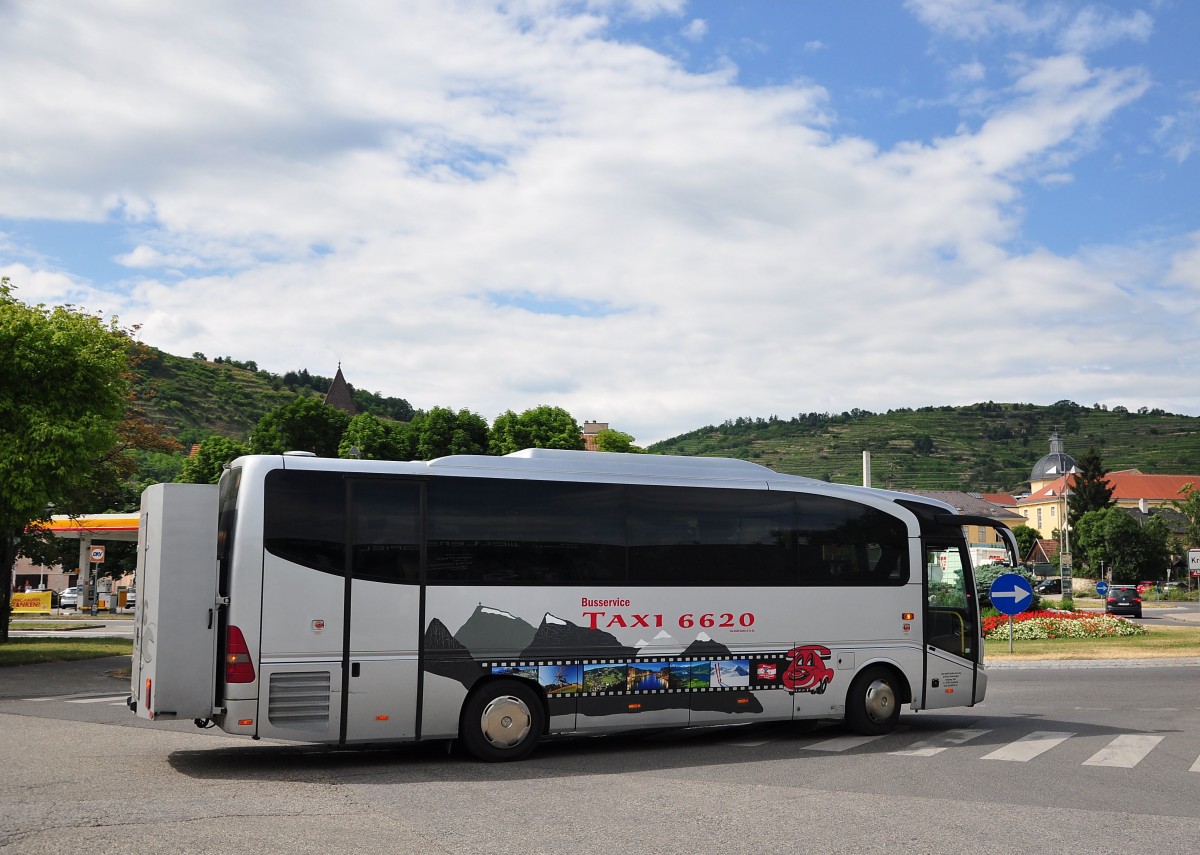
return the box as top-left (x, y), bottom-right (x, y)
top-left (323, 364), bottom-right (357, 416)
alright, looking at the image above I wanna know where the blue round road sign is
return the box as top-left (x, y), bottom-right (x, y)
top-left (1096, 581), bottom-right (1109, 597)
top-left (989, 573), bottom-right (1033, 616)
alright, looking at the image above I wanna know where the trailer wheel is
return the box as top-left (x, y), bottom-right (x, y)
top-left (844, 665), bottom-right (900, 735)
top-left (461, 680), bottom-right (544, 762)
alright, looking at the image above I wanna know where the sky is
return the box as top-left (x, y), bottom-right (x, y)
top-left (2, 0), bottom-right (1198, 446)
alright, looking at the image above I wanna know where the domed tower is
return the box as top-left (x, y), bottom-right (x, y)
top-left (1030, 431), bottom-right (1077, 492)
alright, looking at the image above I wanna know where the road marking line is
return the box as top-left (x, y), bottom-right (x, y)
top-left (66, 695), bottom-right (129, 705)
top-left (22, 692), bottom-right (120, 703)
top-left (981, 731), bottom-right (1074, 762)
top-left (801, 734), bottom-right (889, 752)
top-left (1082, 734), bottom-right (1164, 768)
top-left (1190, 755), bottom-right (1200, 773)
top-left (891, 728), bottom-right (991, 757)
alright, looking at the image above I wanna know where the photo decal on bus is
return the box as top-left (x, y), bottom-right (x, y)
top-left (427, 602), bottom-right (835, 716)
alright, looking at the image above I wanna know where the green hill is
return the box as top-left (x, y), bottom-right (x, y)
top-left (130, 349), bottom-right (413, 448)
top-left (126, 351), bottom-right (1199, 496)
top-left (648, 402), bottom-right (1200, 493)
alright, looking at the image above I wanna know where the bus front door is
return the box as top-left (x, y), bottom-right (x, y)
top-left (342, 479), bottom-right (423, 744)
top-left (923, 543), bottom-right (979, 710)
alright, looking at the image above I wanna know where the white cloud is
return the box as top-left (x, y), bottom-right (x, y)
top-left (904, 0), bottom-right (1062, 41)
top-left (0, 1), bottom-right (1195, 444)
top-left (1058, 7), bottom-right (1154, 53)
top-left (681, 18), bottom-right (707, 42)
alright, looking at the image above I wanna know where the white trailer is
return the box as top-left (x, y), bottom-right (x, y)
top-left (129, 483), bottom-right (220, 722)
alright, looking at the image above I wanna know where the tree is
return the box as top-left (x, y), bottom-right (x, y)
top-left (178, 436), bottom-right (249, 484)
top-left (338, 413), bottom-right (408, 460)
top-left (414, 407), bottom-right (488, 459)
top-left (250, 397), bottom-right (351, 457)
top-left (595, 429), bottom-right (644, 453)
top-left (1074, 508), bottom-right (1171, 583)
top-left (1, 279), bottom-right (131, 641)
top-left (1067, 447), bottom-right (1114, 529)
top-left (1010, 524), bottom-right (1039, 559)
top-left (1171, 482), bottom-right (1200, 549)
top-left (489, 406), bottom-right (583, 455)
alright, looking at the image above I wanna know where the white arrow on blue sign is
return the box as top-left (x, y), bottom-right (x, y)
top-left (1096, 581), bottom-right (1109, 597)
top-left (989, 573), bottom-right (1033, 616)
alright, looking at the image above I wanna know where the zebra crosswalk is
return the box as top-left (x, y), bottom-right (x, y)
top-left (762, 724), bottom-right (1198, 772)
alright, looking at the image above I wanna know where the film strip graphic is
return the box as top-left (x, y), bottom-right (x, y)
top-left (485, 652), bottom-right (794, 697)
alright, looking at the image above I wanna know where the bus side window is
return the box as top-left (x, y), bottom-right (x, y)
top-left (264, 470), bottom-right (346, 576)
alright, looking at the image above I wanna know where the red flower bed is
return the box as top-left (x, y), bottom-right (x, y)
top-left (982, 609), bottom-right (1078, 635)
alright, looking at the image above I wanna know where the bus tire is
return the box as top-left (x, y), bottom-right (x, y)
top-left (844, 665), bottom-right (900, 735)
top-left (461, 680), bottom-right (544, 762)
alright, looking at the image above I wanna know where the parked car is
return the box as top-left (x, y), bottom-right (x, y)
top-left (1035, 578), bottom-right (1062, 594)
top-left (1106, 585), bottom-right (1143, 619)
top-left (59, 586), bottom-right (80, 608)
top-left (1136, 581), bottom-right (1155, 594)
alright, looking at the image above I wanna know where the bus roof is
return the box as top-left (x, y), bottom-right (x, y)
top-left (430, 448), bottom-right (784, 480)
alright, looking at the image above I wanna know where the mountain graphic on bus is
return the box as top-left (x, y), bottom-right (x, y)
top-left (422, 618), bottom-right (487, 687)
top-left (519, 612), bottom-right (638, 660)
top-left (453, 604), bottom-right (538, 657)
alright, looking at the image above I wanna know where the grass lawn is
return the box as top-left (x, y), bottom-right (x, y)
top-left (985, 625), bottom-right (1200, 661)
top-left (0, 636), bottom-right (133, 667)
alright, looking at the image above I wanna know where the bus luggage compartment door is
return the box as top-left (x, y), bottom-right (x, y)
top-left (131, 483), bottom-right (220, 721)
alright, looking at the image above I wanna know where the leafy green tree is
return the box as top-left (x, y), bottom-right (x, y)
top-left (1067, 447), bottom-right (1114, 529)
top-left (489, 410), bottom-right (526, 455)
top-left (414, 407), bottom-right (488, 459)
top-left (1, 279), bottom-right (131, 640)
top-left (338, 413), bottom-right (409, 460)
top-left (178, 436), bottom-right (249, 484)
top-left (250, 397), bottom-right (351, 457)
top-left (595, 429), bottom-right (644, 453)
top-left (1074, 508), bottom-right (1171, 583)
top-left (1171, 482), bottom-right (1200, 549)
top-left (489, 406), bottom-right (583, 455)
top-left (1010, 524), bottom-right (1039, 559)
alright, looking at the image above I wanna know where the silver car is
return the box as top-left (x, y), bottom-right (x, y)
top-left (59, 586), bottom-right (80, 608)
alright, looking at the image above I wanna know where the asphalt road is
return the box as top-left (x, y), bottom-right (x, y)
top-left (1, 655), bottom-right (1198, 854)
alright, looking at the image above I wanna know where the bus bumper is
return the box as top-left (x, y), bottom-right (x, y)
top-left (974, 667), bottom-right (988, 704)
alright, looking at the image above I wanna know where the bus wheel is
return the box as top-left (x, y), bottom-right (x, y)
top-left (844, 666), bottom-right (900, 735)
top-left (461, 681), bottom-right (544, 762)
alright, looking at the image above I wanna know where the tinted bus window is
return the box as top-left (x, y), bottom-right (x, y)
top-left (794, 494), bottom-right (909, 586)
top-left (426, 478), bottom-right (626, 584)
top-left (350, 479), bottom-right (421, 584)
top-left (627, 487), bottom-right (798, 585)
top-left (264, 470), bottom-right (345, 575)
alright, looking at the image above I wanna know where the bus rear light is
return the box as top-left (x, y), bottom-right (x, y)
top-left (144, 677), bottom-right (152, 711)
top-left (627, 703), bottom-right (641, 710)
top-left (902, 613), bottom-right (915, 620)
top-left (225, 625), bottom-right (256, 684)
top-left (238, 719), bottom-right (254, 727)
top-left (376, 715), bottom-right (390, 721)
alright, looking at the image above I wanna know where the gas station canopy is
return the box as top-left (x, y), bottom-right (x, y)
top-left (43, 513), bottom-right (140, 542)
